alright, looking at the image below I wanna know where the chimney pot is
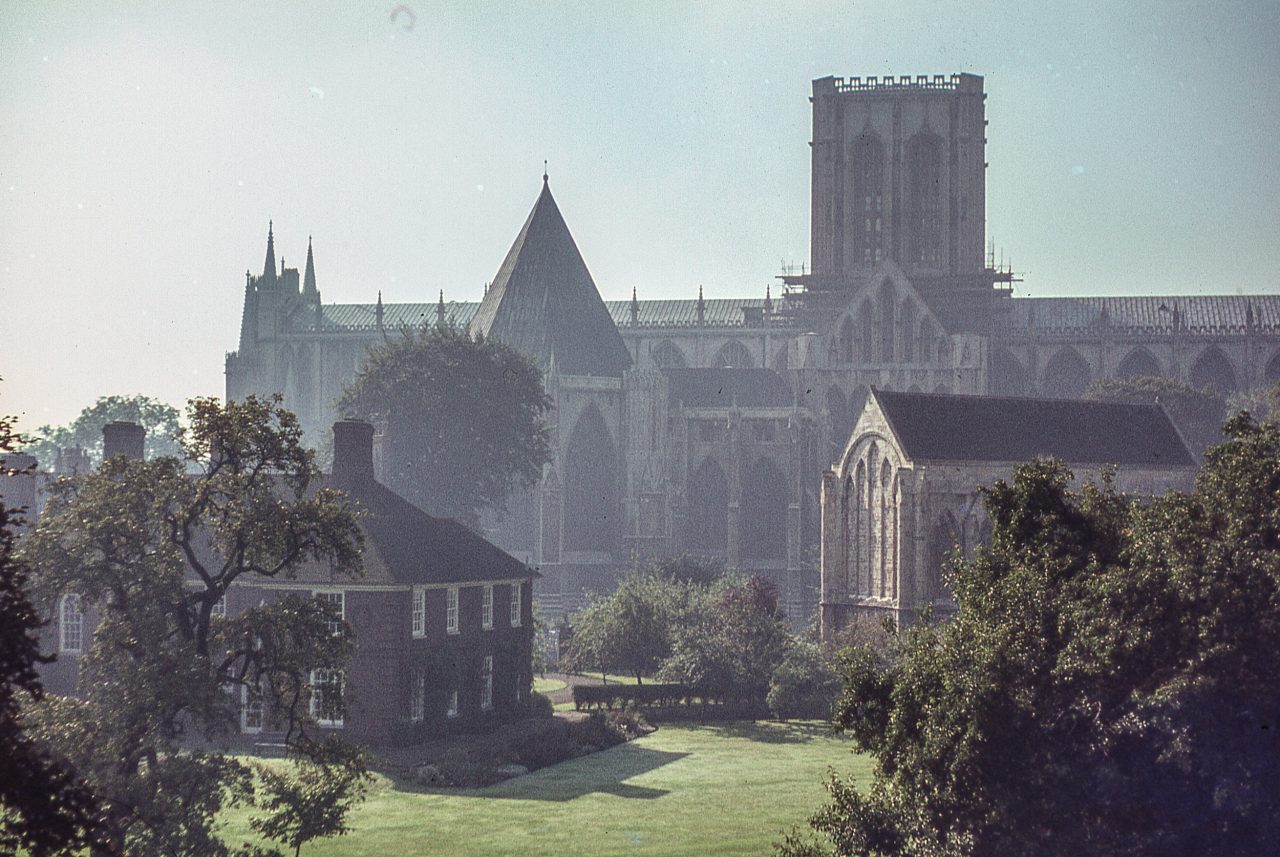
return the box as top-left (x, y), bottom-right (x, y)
top-left (332, 420), bottom-right (375, 483)
top-left (103, 422), bottom-right (145, 461)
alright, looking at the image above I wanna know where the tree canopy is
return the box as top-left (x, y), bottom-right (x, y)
top-left (0, 412), bottom-right (99, 856)
top-left (23, 394), bottom-right (184, 470)
top-left (564, 565), bottom-right (794, 706)
top-left (19, 395), bottom-right (369, 857)
top-left (337, 325), bottom-right (552, 526)
top-left (784, 417), bottom-right (1280, 857)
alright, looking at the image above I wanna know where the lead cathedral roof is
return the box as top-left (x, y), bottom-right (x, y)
top-left (292, 295), bottom-right (1280, 337)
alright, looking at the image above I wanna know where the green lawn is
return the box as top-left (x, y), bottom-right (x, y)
top-left (532, 676), bottom-right (567, 694)
top-left (221, 720), bottom-right (867, 856)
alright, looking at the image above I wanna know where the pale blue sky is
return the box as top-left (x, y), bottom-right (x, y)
top-left (2, 1), bottom-right (1278, 428)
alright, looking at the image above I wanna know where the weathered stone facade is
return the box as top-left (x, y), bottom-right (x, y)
top-left (820, 390), bottom-right (1199, 635)
top-left (225, 72), bottom-right (1280, 622)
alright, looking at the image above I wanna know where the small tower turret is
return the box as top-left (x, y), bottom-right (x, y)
top-left (302, 236), bottom-right (320, 304)
top-left (262, 221), bottom-right (277, 284)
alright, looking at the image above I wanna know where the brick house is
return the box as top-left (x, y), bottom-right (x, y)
top-left (21, 420), bottom-right (537, 745)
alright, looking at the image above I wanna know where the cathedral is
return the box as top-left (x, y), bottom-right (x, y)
top-left (226, 73), bottom-right (1280, 621)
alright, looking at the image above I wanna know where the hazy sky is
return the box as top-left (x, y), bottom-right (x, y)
top-left (2, 1), bottom-right (1278, 430)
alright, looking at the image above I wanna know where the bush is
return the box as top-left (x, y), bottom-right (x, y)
top-left (529, 690), bottom-right (554, 719)
top-left (767, 642), bottom-right (840, 721)
top-left (572, 683), bottom-right (690, 710)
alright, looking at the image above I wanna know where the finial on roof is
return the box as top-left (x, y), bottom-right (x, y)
top-left (543, 160), bottom-right (548, 184)
top-left (630, 286), bottom-right (639, 326)
top-left (696, 285), bottom-right (706, 324)
top-left (303, 236), bottom-right (318, 301)
top-left (262, 221), bottom-right (277, 281)
top-left (764, 283), bottom-right (773, 314)
top-left (437, 289), bottom-right (447, 327)
top-left (376, 290), bottom-right (384, 328)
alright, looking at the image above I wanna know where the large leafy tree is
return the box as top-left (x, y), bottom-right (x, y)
top-left (0, 412), bottom-right (99, 856)
top-left (19, 395), bottom-right (369, 857)
top-left (563, 569), bottom-right (699, 683)
top-left (659, 575), bottom-right (791, 703)
top-left (23, 393), bottom-right (184, 471)
top-left (337, 325), bottom-right (551, 525)
top-left (784, 421), bottom-right (1280, 857)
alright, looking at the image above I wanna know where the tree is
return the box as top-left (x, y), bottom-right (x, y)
top-left (660, 575), bottom-right (790, 703)
top-left (250, 757), bottom-right (371, 857)
top-left (1084, 375), bottom-right (1226, 457)
top-left (19, 395), bottom-right (368, 857)
top-left (767, 641), bottom-right (840, 721)
top-left (784, 428), bottom-right (1280, 857)
top-left (0, 412), bottom-right (99, 856)
top-left (23, 394), bottom-right (184, 470)
top-left (337, 325), bottom-right (552, 525)
top-left (562, 569), bottom-right (696, 683)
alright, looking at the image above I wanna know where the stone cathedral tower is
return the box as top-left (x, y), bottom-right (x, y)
top-left (798, 73), bottom-right (1003, 334)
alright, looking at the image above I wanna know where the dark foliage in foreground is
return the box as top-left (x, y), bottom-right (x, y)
top-left (783, 414), bottom-right (1280, 856)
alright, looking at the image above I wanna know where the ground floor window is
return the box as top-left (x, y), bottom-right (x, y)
top-left (446, 689), bottom-right (459, 718)
top-left (241, 683), bottom-right (264, 733)
top-left (309, 669), bottom-right (344, 728)
top-left (410, 672), bottom-right (425, 722)
top-left (481, 655), bottom-right (494, 711)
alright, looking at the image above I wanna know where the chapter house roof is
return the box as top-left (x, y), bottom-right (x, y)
top-left (467, 179), bottom-right (632, 377)
top-left (872, 389), bottom-right (1196, 467)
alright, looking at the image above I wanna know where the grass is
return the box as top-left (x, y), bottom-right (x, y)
top-left (532, 676), bottom-right (567, 694)
top-left (220, 720), bottom-right (868, 856)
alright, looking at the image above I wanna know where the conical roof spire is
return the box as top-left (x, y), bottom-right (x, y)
top-left (630, 286), bottom-right (639, 326)
top-left (437, 289), bottom-right (447, 327)
top-left (468, 176), bottom-right (631, 377)
top-left (302, 235), bottom-right (319, 302)
top-left (696, 285), bottom-right (706, 324)
top-left (375, 290), bottom-right (384, 329)
top-left (262, 221), bottom-right (277, 283)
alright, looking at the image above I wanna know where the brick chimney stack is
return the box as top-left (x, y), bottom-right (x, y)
top-left (332, 420), bottom-right (375, 483)
top-left (102, 422), bottom-right (145, 461)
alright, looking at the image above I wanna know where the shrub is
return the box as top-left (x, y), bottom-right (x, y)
top-left (529, 690), bottom-right (554, 719)
top-left (767, 642), bottom-right (840, 721)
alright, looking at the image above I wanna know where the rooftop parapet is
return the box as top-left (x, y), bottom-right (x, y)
top-left (814, 73), bottom-right (983, 95)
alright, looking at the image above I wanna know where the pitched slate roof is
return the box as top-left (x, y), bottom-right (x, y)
top-left (998, 296), bottom-right (1280, 336)
top-left (325, 474), bottom-right (533, 586)
top-left (663, 368), bottom-right (794, 408)
top-left (467, 180), bottom-right (632, 376)
top-left (872, 389), bottom-right (1195, 467)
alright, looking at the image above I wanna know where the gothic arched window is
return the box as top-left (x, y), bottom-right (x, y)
top-left (714, 340), bottom-right (755, 369)
top-left (741, 458), bottom-right (789, 561)
top-left (851, 133), bottom-right (885, 263)
top-left (687, 457), bottom-right (729, 553)
top-left (906, 132), bottom-right (944, 266)
top-left (563, 405), bottom-right (619, 552)
top-left (1116, 348), bottom-right (1161, 380)
top-left (1042, 348), bottom-right (1092, 399)
top-left (653, 340), bottom-right (687, 369)
top-left (879, 280), bottom-right (896, 362)
top-left (1189, 347), bottom-right (1238, 395)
